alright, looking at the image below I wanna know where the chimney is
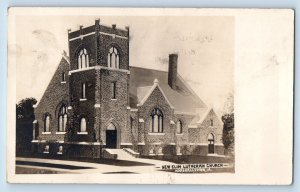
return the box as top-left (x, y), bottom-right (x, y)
top-left (168, 54), bottom-right (178, 89)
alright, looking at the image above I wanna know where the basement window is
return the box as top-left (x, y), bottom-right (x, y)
top-left (43, 145), bottom-right (49, 154)
top-left (57, 146), bottom-right (63, 155)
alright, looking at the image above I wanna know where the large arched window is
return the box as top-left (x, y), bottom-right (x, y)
top-left (58, 105), bottom-right (67, 132)
top-left (78, 48), bottom-right (89, 69)
top-left (150, 108), bottom-right (163, 133)
top-left (80, 117), bottom-right (87, 132)
top-left (44, 114), bottom-right (50, 132)
top-left (176, 120), bottom-right (183, 134)
top-left (107, 47), bottom-right (119, 69)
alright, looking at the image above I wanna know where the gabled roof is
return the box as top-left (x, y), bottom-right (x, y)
top-left (129, 66), bottom-right (207, 113)
top-left (137, 79), bottom-right (174, 108)
top-left (189, 108), bottom-right (223, 128)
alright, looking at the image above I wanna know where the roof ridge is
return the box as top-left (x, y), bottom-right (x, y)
top-left (130, 66), bottom-right (168, 73)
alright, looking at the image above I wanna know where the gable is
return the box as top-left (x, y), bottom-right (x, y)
top-left (200, 109), bottom-right (223, 128)
top-left (141, 85), bottom-right (173, 109)
top-left (129, 66), bottom-right (207, 113)
top-left (36, 57), bottom-right (70, 112)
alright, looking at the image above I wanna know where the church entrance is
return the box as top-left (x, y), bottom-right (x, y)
top-left (208, 133), bottom-right (215, 154)
top-left (106, 123), bottom-right (117, 149)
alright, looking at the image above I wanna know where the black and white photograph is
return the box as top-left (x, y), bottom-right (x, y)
top-left (7, 8), bottom-right (293, 184)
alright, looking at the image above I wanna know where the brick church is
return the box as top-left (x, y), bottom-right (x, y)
top-left (31, 19), bottom-right (224, 159)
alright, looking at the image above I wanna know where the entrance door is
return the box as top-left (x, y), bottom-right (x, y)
top-left (208, 133), bottom-right (215, 154)
top-left (106, 130), bottom-right (117, 148)
top-left (106, 123), bottom-right (117, 148)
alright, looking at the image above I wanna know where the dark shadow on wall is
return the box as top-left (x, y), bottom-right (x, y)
top-left (16, 98), bottom-right (37, 156)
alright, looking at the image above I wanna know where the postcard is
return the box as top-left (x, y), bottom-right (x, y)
top-left (7, 7), bottom-right (294, 184)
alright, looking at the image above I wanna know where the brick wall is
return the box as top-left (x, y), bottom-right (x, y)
top-left (69, 34), bottom-right (97, 71)
top-left (35, 57), bottom-right (69, 141)
top-left (98, 33), bottom-right (129, 70)
top-left (174, 114), bottom-right (195, 145)
top-left (69, 69), bottom-right (96, 142)
top-left (99, 69), bottom-right (129, 146)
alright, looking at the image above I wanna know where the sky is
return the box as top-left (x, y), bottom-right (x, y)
top-left (13, 15), bottom-right (234, 114)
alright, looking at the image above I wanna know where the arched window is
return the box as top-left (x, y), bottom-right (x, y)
top-left (150, 108), bottom-right (163, 133)
top-left (176, 120), bottom-right (183, 134)
top-left (44, 114), bottom-right (50, 132)
top-left (58, 105), bottom-right (67, 132)
top-left (78, 48), bottom-right (89, 69)
top-left (80, 117), bottom-right (87, 132)
top-left (108, 47), bottom-right (119, 69)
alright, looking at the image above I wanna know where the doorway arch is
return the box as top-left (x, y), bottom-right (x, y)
top-left (106, 123), bottom-right (117, 148)
top-left (208, 133), bottom-right (215, 154)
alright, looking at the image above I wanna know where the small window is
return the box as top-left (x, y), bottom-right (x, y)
top-left (176, 120), bottom-right (183, 134)
top-left (44, 145), bottom-right (49, 153)
top-left (111, 82), bottom-right (116, 99)
top-left (58, 146), bottom-right (63, 154)
top-left (44, 115), bottom-right (50, 132)
top-left (210, 119), bottom-right (214, 126)
top-left (130, 117), bottom-right (134, 131)
top-left (62, 72), bottom-right (66, 82)
top-left (80, 117), bottom-right (87, 132)
top-left (81, 83), bottom-right (86, 99)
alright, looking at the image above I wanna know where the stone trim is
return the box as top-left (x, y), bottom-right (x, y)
top-left (99, 31), bottom-right (128, 40)
top-left (120, 143), bottom-right (133, 145)
top-left (42, 132), bottom-right (51, 135)
top-left (55, 132), bottom-right (66, 135)
top-left (69, 31), bottom-right (96, 41)
top-left (77, 132), bottom-right (88, 135)
top-left (69, 66), bottom-right (96, 75)
top-left (148, 132), bottom-right (165, 136)
top-left (150, 142), bottom-right (162, 145)
top-left (65, 142), bottom-right (101, 145)
top-left (188, 125), bottom-right (198, 128)
top-left (138, 142), bottom-right (145, 145)
top-left (31, 140), bottom-right (47, 143)
top-left (94, 104), bottom-right (101, 108)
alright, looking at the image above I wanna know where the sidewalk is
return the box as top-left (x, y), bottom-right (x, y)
top-left (16, 157), bottom-right (175, 174)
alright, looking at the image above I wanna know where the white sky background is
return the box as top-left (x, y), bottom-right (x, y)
top-left (14, 16), bottom-right (234, 114)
